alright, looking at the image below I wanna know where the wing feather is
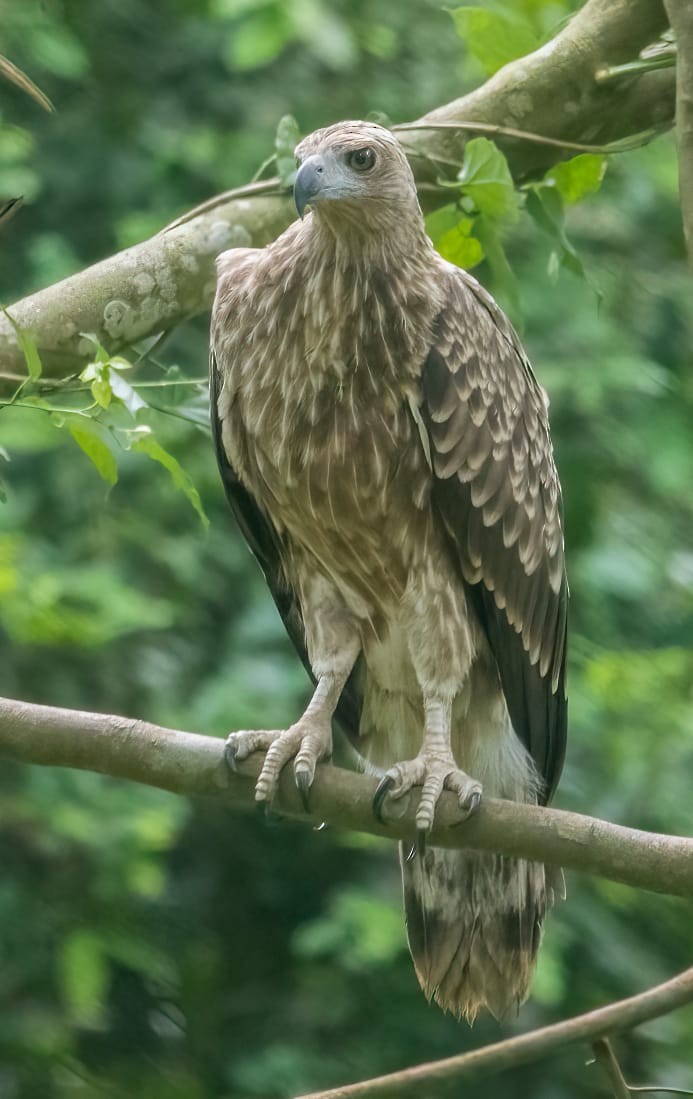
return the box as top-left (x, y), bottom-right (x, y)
top-left (421, 265), bottom-right (568, 803)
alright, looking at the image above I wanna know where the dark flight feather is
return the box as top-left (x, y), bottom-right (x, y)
top-left (421, 270), bottom-right (567, 803)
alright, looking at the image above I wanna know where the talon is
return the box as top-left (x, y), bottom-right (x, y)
top-left (450, 789), bottom-right (483, 828)
top-left (405, 843), bottom-right (417, 863)
top-left (313, 820), bottom-right (328, 832)
top-left (224, 739), bottom-right (239, 772)
top-left (373, 774), bottom-right (395, 822)
top-left (416, 828), bottom-right (428, 857)
top-left (467, 790), bottom-right (482, 816)
top-left (295, 769), bottom-right (312, 813)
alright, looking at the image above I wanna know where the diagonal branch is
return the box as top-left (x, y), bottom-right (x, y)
top-left (0, 0), bottom-right (674, 379)
top-left (1, 695), bottom-right (692, 898)
top-left (592, 1039), bottom-right (633, 1099)
top-left (294, 967), bottom-right (693, 1099)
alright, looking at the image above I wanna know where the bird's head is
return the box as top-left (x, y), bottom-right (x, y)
top-left (293, 121), bottom-right (419, 227)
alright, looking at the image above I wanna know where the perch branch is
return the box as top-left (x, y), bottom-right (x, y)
top-left (0, 0), bottom-right (674, 379)
top-left (294, 967), bottom-right (693, 1099)
top-left (1, 695), bottom-right (692, 898)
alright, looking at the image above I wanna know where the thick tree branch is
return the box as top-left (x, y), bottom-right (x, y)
top-left (0, 0), bottom-right (673, 379)
top-left (1, 695), bottom-right (692, 898)
top-left (664, 0), bottom-right (693, 262)
top-left (294, 967), bottom-right (693, 1098)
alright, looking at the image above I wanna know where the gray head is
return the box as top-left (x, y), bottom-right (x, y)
top-left (293, 121), bottom-right (419, 224)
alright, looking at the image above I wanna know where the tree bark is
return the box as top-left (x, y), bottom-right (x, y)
top-left (1, 695), bottom-right (692, 898)
top-left (0, 0), bottom-right (674, 379)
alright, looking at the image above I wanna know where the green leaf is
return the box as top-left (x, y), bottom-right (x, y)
top-left (437, 219), bottom-right (484, 269)
top-left (2, 309), bottom-right (42, 380)
top-left (109, 368), bottom-right (147, 416)
top-left (129, 428), bottom-right (208, 526)
top-left (57, 930), bottom-right (108, 1026)
top-left (526, 185), bottom-right (586, 278)
top-left (275, 114), bottom-right (301, 189)
top-left (544, 154), bottom-right (607, 204)
top-left (425, 203), bottom-right (465, 240)
top-left (458, 137), bottom-right (522, 222)
top-left (475, 214), bottom-right (520, 317)
top-left (427, 207), bottom-right (484, 268)
top-left (68, 423), bottom-right (118, 486)
top-left (79, 332), bottom-right (111, 365)
top-left (449, 6), bottom-right (538, 75)
top-left (81, 361), bottom-right (112, 409)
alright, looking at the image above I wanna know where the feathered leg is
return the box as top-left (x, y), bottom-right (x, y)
top-left (226, 571), bottom-right (360, 808)
top-left (373, 560), bottom-right (482, 836)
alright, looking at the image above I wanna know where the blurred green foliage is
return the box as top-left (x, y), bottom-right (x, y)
top-left (1, 0), bottom-right (692, 1097)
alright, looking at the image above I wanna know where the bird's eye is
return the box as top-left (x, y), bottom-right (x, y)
top-left (348, 147), bottom-right (376, 172)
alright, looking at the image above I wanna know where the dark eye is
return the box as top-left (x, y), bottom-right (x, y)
top-left (348, 147), bottom-right (376, 172)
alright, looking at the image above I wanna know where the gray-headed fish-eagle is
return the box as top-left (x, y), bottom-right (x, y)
top-left (210, 121), bottom-right (567, 1020)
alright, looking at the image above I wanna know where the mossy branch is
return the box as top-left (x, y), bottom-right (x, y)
top-left (0, 0), bottom-right (674, 379)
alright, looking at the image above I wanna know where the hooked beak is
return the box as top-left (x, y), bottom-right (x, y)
top-left (293, 155), bottom-right (325, 219)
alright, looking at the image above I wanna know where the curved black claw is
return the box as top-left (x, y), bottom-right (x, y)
top-left (373, 774), bottom-right (395, 823)
top-left (404, 843), bottom-right (417, 863)
top-left (313, 820), bottom-right (328, 832)
top-left (466, 790), bottom-right (482, 817)
top-left (416, 828), bottom-right (428, 858)
top-left (224, 738), bottom-right (240, 773)
top-left (295, 770), bottom-right (312, 814)
top-left (450, 789), bottom-right (483, 828)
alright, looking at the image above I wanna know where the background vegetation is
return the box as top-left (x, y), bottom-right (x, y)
top-left (1, 0), bottom-right (692, 1095)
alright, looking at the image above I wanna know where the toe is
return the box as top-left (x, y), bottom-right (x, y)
top-left (225, 737), bottom-right (241, 773)
top-left (225, 730), bottom-right (258, 771)
top-left (445, 771), bottom-right (483, 822)
top-left (255, 738), bottom-right (292, 802)
top-left (416, 767), bottom-right (447, 834)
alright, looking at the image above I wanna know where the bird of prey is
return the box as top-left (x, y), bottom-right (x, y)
top-left (210, 120), bottom-right (567, 1021)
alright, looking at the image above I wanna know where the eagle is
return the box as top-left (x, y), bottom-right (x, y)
top-left (210, 120), bottom-right (567, 1021)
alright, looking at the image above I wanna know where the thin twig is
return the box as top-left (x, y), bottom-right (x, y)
top-left (0, 54), bottom-right (54, 112)
top-left (294, 969), bottom-right (693, 1098)
top-left (630, 1090), bottom-right (693, 1096)
top-left (592, 1039), bottom-right (632, 1099)
top-left (161, 178), bottom-right (286, 233)
top-left (596, 58), bottom-right (675, 83)
top-left (393, 120), bottom-right (659, 155)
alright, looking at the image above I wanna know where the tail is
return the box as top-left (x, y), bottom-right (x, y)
top-left (401, 846), bottom-right (555, 1021)
top-left (400, 705), bottom-right (562, 1021)
top-left (356, 664), bottom-right (563, 1019)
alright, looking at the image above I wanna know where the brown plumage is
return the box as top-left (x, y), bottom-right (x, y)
top-left (210, 120), bottom-right (568, 1021)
